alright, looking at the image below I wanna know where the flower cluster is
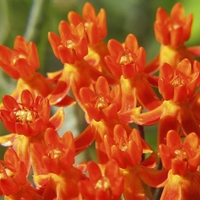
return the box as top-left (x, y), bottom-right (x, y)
top-left (0, 2), bottom-right (200, 200)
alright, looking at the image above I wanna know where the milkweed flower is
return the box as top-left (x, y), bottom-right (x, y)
top-left (48, 21), bottom-right (88, 64)
top-left (0, 90), bottom-right (50, 136)
top-left (79, 76), bottom-right (121, 123)
top-left (0, 90), bottom-right (65, 171)
top-left (31, 128), bottom-right (85, 200)
top-left (0, 36), bottom-right (39, 80)
top-left (154, 3), bottom-right (193, 47)
top-left (105, 34), bottom-right (161, 111)
top-left (0, 148), bottom-right (40, 199)
top-left (77, 76), bottom-right (122, 163)
top-left (104, 124), bottom-right (153, 169)
top-left (68, 2), bottom-right (110, 74)
top-left (78, 160), bottom-right (124, 200)
top-left (68, 2), bottom-right (107, 45)
top-left (159, 130), bottom-right (200, 199)
top-left (103, 124), bottom-right (167, 199)
top-left (145, 2), bottom-right (200, 75)
top-left (130, 59), bottom-right (200, 145)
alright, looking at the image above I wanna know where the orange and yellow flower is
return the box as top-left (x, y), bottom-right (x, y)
top-left (0, 36), bottom-right (39, 80)
top-left (159, 130), bottom-right (200, 199)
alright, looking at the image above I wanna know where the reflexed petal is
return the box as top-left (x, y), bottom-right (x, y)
top-left (183, 132), bottom-right (199, 150)
top-left (87, 161), bottom-right (102, 183)
top-left (166, 130), bottom-right (181, 148)
top-left (107, 39), bottom-right (123, 57)
top-left (48, 32), bottom-right (61, 58)
top-left (75, 125), bottom-right (96, 153)
top-left (21, 90), bottom-right (34, 105)
top-left (49, 107), bottom-right (65, 130)
top-left (68, 11), bottom-right (82, 26)
top-left (14, 36), bottom-right (28, 51)
top-left (48, 81), bottom-right (71, 105)
top-left (125, 34), bottom-right (139, 52)
top-left (44, 128), bottom-right (60, 146)
top-left (28, 42), bottom-right (40, 69)
top-left (0, 134), bottom-right (15, 147)
top-left (2, 95), bottom-right (19, 111)
top-left (95, 76), bottom-right (110, 96)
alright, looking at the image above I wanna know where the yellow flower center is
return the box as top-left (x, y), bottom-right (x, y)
top-left (66, 40), bottom-right (75, 49)
top-left (95, 176), bottom-right (111, 190)
top-left (119, 52), bottom-right (134, 65)
top-left (96, 96), bottom-right (110, 109)
top-left (15, 109), bottom-right (38, 123)
top-left (0, 167), bottom-right (14, 180)
top-left (174, 148), bottom-right (188, 161)
top-left (48, 148), bottom-right (62, 159)
top-left (171, 76), bottom-right (185, 87)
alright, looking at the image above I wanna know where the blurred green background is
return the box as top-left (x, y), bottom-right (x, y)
top-left (0, 0), bottom-right (200, 196)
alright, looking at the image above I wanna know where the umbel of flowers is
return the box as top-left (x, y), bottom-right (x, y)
top-left (0, 2), bottom-right (200, 200)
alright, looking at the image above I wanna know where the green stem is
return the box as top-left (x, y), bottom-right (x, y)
top-left (23, 0), bottom-right (49, 43)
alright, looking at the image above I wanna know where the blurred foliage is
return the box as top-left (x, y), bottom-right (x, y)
top-left (0, 0), bottom-right (200, 166)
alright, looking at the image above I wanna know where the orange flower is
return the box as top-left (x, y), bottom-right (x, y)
top-left (79, 76), bottom-right (121, 122)
top-left (31, 128), bottom-right (85, 199)
top-left (78, 160), bottom-right (124, 200)
top-left (0, 90), bottom-right (50, 136)
top-left (145, 3), bottom-right (200, 74)
top-left (68, 2), bottom-right (107, 44)
top-left (0, 93), bottom-right (65, 172)
top-left (104, 124), bottom-right (152, 169)
top-left (158, 59), bottom-right (200, 102)
top-left (0, 148), bottom-right (27, 196)
top-left (31, 128), bottom-right (76, 174)
top-left (105, 34), bottom-right (144, 79)
top-left (131, 59), bottom-right (200, 144)
top-left (159, 130), bottom-right (200, 199)
top-left (105, 34), bottom-right (161, 111)
top-left (0, 148), bottom-right (41, 199)
top-left (154, 3), bottom-right (193, 47)
top-left (159, 130), bottom-right (200, 175)
top-left (48, 21), bottom-right (88, 64)
top-left (0, 36), bottom-right (39, 80)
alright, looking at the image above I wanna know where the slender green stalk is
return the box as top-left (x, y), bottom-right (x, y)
top-left (23, 0), bottom-right (48, 43)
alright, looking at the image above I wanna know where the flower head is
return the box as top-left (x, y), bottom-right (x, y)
top-left (158, 59), bottom-right (200, 102)
top-left (48, 21), bottom-right (88, 64)
top-left (31, 128), bottom-right (85, 200)
top-left (0, 148), bottom-right (27, 196)
top-left (104, 124), bottom-right (153, 168)
top-left (78, 160), bottom-right (124, 200)
top-left (68, 2), bottom-right (107, 44)
top-left (31, 128), bottom-right (76, 174)
top-left (105, 34), bottom-right (145, 79)
top-left (159, 130), bottom-right (200, 176)
top-left (0, 90), bottom-right (50, 136)
top-left (159, 130), bottom-right (200, 199)
top-left (154, 2), bottom-right (193, 47)
top-left (0, 36), bottom-right (39, 80)
top-left (79, 76), bottom-right (121, 122)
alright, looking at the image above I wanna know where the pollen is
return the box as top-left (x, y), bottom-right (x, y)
top-left (174, 148), bottom-right (188, 161)
top-left (0, 168), bottom-right (14, 179)
top-left (48, 148), bottom-right (62, 159)
top-left (119, 51), bottom-right (134, 65)
top-left (64, 39), bottom-right (75, 49)
top-left (96, 96), bottom-right (110, 109)
top-left (95, 176), bottom-right (111, 190)
top-left (15, 109), bottom-right (38, 123)
top-left (119, 142), bottom-right (128, 151)
top-left (171, 76), bottom-right (185, 87)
